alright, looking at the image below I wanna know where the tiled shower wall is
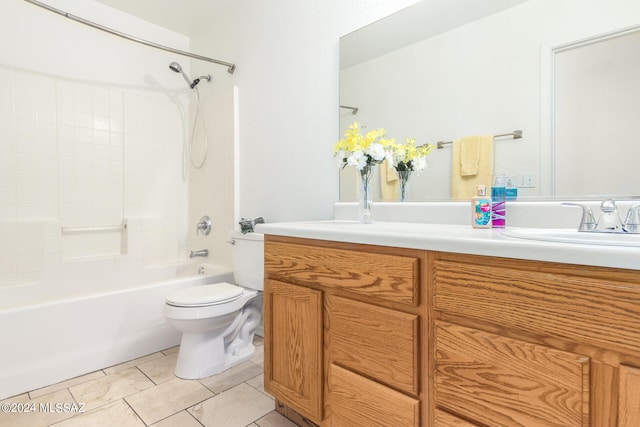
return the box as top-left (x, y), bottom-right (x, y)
top-left (0, 64), bottom-right (189, 287)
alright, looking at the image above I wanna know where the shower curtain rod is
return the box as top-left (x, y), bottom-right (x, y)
top-left (24, 0), bottom-right (236, 74)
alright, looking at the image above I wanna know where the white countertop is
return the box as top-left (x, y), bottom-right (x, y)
top-left (257, 220), bottom-right (640, 271)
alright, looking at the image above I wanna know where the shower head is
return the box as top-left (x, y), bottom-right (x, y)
top-left (169, 61), bottom-right (195, 88)
top-left (190, 75), bottom-right (212, 89)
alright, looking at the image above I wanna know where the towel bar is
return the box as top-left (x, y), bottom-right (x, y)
top-left (437, 130), bottom-right (522, 149)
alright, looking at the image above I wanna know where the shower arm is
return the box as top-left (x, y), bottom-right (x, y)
top-left (24, 0), bottom-right (236, 74)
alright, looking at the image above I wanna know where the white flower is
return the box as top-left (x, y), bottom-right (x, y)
top-left (346, 150), bottom-right (368, 170)
top-left (412, 156), bottom-right (428, 174)
top-left (365, 143), bottom-right (386, 162)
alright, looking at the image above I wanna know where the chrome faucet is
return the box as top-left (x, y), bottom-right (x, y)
top-left (190, 249), bottom-right (209, 258)
top-left (563, 199), bottom-right (640, 234)
top-left (595, 199), bottom-right (624, 232)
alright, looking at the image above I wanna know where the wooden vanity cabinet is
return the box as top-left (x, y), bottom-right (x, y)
top-left (263, 235), bottom-right (428, 427)
top-left (264, 235), bottom-right (640, 426)
top-left (431, 252), bottom-right (640, 427)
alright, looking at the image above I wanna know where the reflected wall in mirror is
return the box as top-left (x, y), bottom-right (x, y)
top-left (339, 0), bottom-right (640, 202)
top-left (552, 27), bottom-right (640, 197)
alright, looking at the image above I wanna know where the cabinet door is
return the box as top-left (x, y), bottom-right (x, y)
top-left (327, 364), bottom-right (419, 427)
top-left (435, 321), bottom-right (590, 427)
top-left (264, 279), bottom-right (323, 424)
top-left (619, 365), bottom-right (640, 427)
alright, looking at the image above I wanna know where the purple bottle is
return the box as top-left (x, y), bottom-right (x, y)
top-left (491, 175), bottom-right (506, 228)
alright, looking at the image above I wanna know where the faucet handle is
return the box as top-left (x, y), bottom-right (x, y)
top-left (562, 202), bottom-right (596, 231)
top-left (624, 204), bottom-right (640, 233)
top-left (196, 215), bottom-right (212, 236)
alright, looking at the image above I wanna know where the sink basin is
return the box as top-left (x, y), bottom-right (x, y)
top-left (501, 228), bottom-right (640, 247)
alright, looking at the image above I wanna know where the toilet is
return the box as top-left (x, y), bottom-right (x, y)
top-left (164, 231), bottom-right (264, 379)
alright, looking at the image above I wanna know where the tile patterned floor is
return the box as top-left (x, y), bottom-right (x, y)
top-left (0, 337), bottom-right (297, 427)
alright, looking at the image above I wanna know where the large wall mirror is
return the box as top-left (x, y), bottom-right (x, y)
top-left (339, 0), bottom-right (640, 202)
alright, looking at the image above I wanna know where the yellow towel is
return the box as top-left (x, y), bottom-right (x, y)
top-left (380, 160), bottom-right (398, 201)
top-left (451, 135), bottom-right (493, 200)
top-left (460, 137), bottom-right (480, 176)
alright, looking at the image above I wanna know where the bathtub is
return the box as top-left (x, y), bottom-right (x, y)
top-left (0, 262), bottom-right (233, 400)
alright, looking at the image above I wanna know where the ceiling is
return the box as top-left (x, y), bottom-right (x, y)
top-left (94, 0), bottom-right (232, 35)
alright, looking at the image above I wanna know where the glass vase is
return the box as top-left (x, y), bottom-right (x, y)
top-left (397, 170), bottom-right (411, 202)
top-left (358, 164), bottom-right (374, 224)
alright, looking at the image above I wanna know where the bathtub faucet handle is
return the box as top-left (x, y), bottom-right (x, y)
top-left (196, 216), bottom-right (212, 236)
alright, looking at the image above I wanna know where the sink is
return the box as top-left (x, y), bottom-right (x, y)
top-left (501, 228), bottom-right (640, 247)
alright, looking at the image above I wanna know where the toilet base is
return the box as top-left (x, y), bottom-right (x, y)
top-left (173, 333), bottom-right (256, 380)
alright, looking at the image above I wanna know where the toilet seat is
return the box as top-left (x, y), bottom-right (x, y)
top-left (166, 282), bottom-right (243, 308)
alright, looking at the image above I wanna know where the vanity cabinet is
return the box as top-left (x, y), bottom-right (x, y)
top-left (263, 235), bottom-right (427, 426)
top-left (431, 252), bottom-right (640, 427)
top-left (264, 234), bottom-right (640, 426)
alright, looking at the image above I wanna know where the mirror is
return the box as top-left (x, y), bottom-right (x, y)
top-left (339, 0), bottom-right (640, 202)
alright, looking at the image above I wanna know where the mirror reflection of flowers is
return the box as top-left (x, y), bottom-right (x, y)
top-left (391, 138), bottom-right (434, 174)
top-left (333, 122), bottom-right (396, 170)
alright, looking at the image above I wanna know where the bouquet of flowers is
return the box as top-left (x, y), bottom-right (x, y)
top-left (333, 122), bottom-right (395, 170)
top-left (390, 138), bottom-right (433, 174)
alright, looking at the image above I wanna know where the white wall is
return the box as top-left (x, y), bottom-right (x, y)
top-left (189, 0), bottom-right (422, 223)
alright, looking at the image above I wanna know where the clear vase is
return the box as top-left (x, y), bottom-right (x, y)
top-left (397, 170), bottom-right (411, 202)
top-left (358, 164), bottom-right (374, 224)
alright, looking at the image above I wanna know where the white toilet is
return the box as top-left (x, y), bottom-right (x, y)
top-left (164, 231), bottom-right (264, 379)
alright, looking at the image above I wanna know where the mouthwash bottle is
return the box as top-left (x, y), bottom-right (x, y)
top-left (491, 175), bottom-right (506, 228)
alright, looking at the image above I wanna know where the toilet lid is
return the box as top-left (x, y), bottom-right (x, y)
top-left (166, 282), bottom-right (243, 307)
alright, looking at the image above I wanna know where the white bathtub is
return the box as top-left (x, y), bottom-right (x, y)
top-left (0, 262), bottom-right (233, 400)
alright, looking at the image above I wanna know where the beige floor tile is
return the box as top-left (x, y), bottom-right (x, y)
top-left (0, 388), bottom-right (77, 427)
top-left (52, 399), bottom-right (145, 427)
top-left (189, 383), bottom-right (274, 427)
top-left (103, 352), bottom-right (164, 375)
top-left (250, 343), bottom-right (264, 367)
top-left (136, 353), bottom-right (178, 385)
top-left (256, 411), bottom-right (299, 427)
top-left (161, 346), bottom-right (179, 356)
top-left (199, 361), bottom-right (263, 394)
top-left (28, 370), bottom-right (105, 399)
top-left (125, 377), bottom-right (213, 425)
top-left (69, 367), bottom-right (155, 412)
top-left (150, 410), bottom-right (203, 427)
top-left (246, 373), bottom-right (268, 396)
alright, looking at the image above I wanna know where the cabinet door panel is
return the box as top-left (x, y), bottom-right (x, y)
top-left (435, 321), bottom-right (589, 427)
top-left (327, 295), bottom-right (418, 395)
top-left (328, 364), bottom-right (419, 427)
top-left (619, 364), bottom-right (640, 427)
top-left (264, 279), bottom-right (322, 423)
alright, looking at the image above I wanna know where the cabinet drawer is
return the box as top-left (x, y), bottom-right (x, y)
top-left (328, 364), bottom-right (419, 427)
top-left (265, 240), bottom-right (419, 305)
top-left (434, 258), bottom-right (640, 357)
top-left (435, 321), bottom-right (589, 427)
top-left (327, 295), bottom-right (418, 395)
top-left (434, 409), bottom-right (480, 426)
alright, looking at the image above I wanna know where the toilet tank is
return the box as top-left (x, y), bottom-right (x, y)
top-left (230, 231), bottom-right (264, 291)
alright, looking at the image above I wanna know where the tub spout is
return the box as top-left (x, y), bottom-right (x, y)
top-left (189, 249), bottom-right (208, 258)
